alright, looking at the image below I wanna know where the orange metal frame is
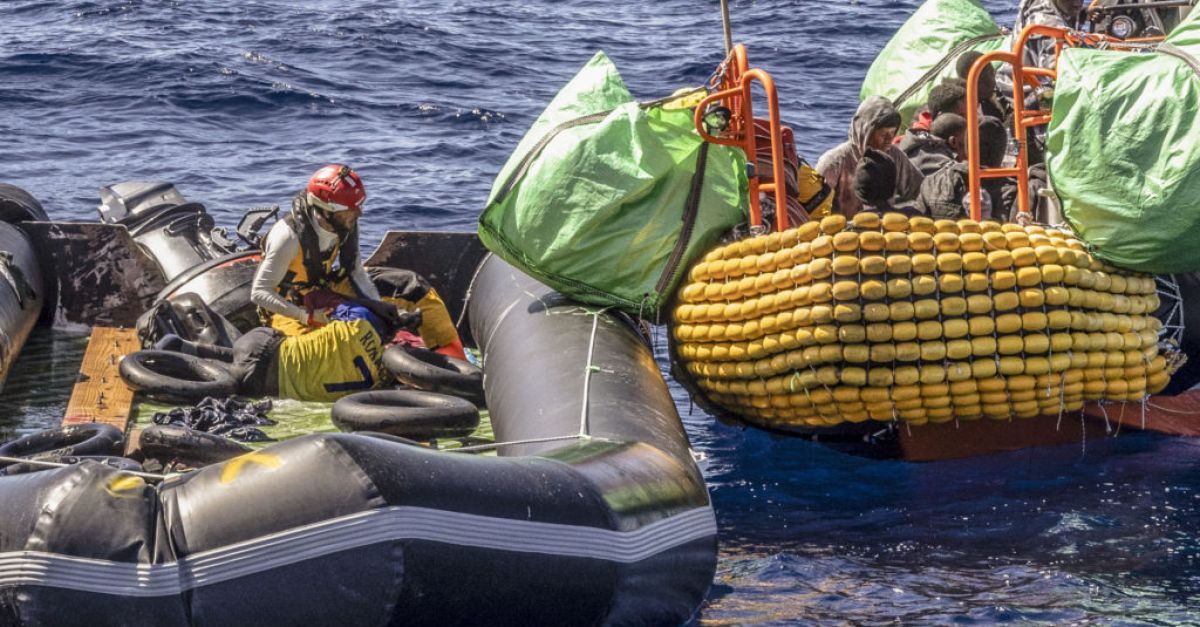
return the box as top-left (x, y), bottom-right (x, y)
top-left (693, 44), bottom-right (793, 231)
top-left (965, 24), bottom-right (1113, 221)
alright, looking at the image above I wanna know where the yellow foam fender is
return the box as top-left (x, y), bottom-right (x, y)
top-left (672, 214), bottom-right (1168, 428)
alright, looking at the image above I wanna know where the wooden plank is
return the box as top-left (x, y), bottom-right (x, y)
top-left (63, 327), bottom-right (140, 430)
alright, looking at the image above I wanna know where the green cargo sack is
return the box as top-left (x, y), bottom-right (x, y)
top-left (1047, 10), bottom-right (1200, 274)
top-left (478, 52), bottom-right (748, 319)
top-left (861, 0), bottom-right (1006, 127)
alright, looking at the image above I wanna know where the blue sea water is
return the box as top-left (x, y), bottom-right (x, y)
top-left (2, 1), bottom-right (1199, 624)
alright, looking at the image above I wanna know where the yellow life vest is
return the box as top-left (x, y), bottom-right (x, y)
top-left (275, 318), bottom-right (386, 402)
top-left (796, 160), bottom-right (835, 219)
top-left (274, 196), bottom-right (360, 306)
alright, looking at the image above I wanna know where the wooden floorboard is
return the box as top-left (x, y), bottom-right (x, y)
top-left (63, 327), bottom-right (140, 432)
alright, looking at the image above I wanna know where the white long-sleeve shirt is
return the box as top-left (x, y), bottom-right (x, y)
top-left (251, 216), bottom-right (381, 323)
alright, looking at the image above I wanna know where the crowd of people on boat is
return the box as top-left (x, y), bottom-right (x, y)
top-left (799, 0), bottom-right (1084, 226)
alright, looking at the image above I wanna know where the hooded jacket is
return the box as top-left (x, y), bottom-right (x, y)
top-left (816, 96), bottom-right (924, 217)
top-left (914, 161), bottom-right (1010, 221)
top-left (898, 130), bottom-right (957, 177)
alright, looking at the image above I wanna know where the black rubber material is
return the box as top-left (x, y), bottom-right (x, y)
top-left (139, 424), bottom-right (252, 466)
top-left (0, 183), bottom-right (49, 223)
top-left (331, 390), bottom-right (480, 440)
top-left (382, 344), bottom-right (485, 406)
top-left (119, 350), bottom-right (238, 401)
top-left (0, 423), bottom-right (124, 467)
top-left (0, 455), bottom-right (142, 476)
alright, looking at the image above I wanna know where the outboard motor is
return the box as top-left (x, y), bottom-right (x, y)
top-left (98, 182), bottom-right (234, 283)
top-left (99, 182), bottom-right (262, 338)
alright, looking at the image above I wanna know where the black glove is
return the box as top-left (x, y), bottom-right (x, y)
top-left (357, 299), bottom-right (423, 335)
top-left (393, 307), bottom-right (423, 333)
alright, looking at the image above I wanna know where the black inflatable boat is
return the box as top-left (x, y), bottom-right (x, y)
top-left (0, 185), bottom-right (46, 391)
top-left (0, 191), bottom-right (718, 626)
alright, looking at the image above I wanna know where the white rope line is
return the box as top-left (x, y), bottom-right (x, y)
top-left (448, 307), bottom-right (613, 454)
top-left (453, 251), bottom-right (493, 330)
top-left (446, 434), bottom-right (618, 454)
top-left (0, 455), bottom-right (170, 481)
top-left (579, 310), bottom-right (604, 437)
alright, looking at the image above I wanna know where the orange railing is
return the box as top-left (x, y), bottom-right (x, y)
top-left (693, 44), bottom-right (794, 231)
top-left (965, 24), bottom-right (1119, 220)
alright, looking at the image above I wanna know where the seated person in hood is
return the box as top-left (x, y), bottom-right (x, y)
top-left (854, 149), bottom-right (924, 218)
top-left (915, 116), bottom-right (1010, 220)
top-left (816, 96), bottom-right (923, 217)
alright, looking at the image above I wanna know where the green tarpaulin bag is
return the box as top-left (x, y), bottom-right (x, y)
top-left (478, 52), bottom-right (748, 319)
top-left (861, 0), bottom-right (1006, 127)
top-left (1047, 11), bottom-right (1200, 274)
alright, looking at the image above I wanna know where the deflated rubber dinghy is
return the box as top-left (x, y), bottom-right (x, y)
top-left (0, 184), bottom-right (46, 390)
top-left (0, 255), bottom-right (717, 626)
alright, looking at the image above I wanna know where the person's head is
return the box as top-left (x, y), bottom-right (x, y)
top-left (956, 51), bottom-right (997, 100)
top-left (978, 116), bottom-right (1008, 168)
top-left (306, 164), bottom-right (365, 232)
top-left (853, 148), bottom-right (897, 208)
top-left (932, 113), bottom-right (968, 160)
top-left (851, 96), bottom-right (902, 154)
top-left (1052, 0), bottom-right (1084, 19)
top-left (926, 79), bottom-right (969, 120)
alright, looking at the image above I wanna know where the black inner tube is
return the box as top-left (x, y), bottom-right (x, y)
top-left (0, 423), bottom-right (124, 467)
top-left (382, 344), bottom-right (485, 407)
top-left (119, 350), bottom-right (239, 401)
top-left (331, 390), bottom-right (480, 441)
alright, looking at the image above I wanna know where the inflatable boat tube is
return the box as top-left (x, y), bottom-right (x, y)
top-left (381, 344), bottom-right (485, 406)
top-left (118, 350), bottom-right (238, 401)
top-left (0, 184), bottom-right (48, 223)
top-left (331, 390), bottom-right (480, 440)
top-left (0, 423), bottom-right (124, 467)
top-left (0, 256), bottom-right (715, 627)
top-left (0, 186), bottom-right (45, 391)
top-left (138, 424), bottom-right (252, 466)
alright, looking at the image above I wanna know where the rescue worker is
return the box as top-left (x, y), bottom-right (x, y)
top-left (251, 164), bottom-right (467, 359)
top-left (252, 164), bottom-right (384, 336)
top-left (1014, 0), bottom-right (1083, 70)
top-left (817, 96), bottom-right (923, 217)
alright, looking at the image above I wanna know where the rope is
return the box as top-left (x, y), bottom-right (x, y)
top-left (0, 455), bottom-right (171, 481)
top-left (578, 310), bottom-right (604, 437)
top-left (445, 434), bottom-right (618, 455)
top-left (1146, 400), bottom-right (1200, 415)
top-left (453, 252), bottom-right (493, 331)
top-left (447, 307), bottom-right (612, 454)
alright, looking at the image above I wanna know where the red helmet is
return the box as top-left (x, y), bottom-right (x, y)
top-left (306, 164), bottom-right (366, 213)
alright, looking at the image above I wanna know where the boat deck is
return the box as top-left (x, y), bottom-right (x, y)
top-left (62, 327), bottom-right (139, 450)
